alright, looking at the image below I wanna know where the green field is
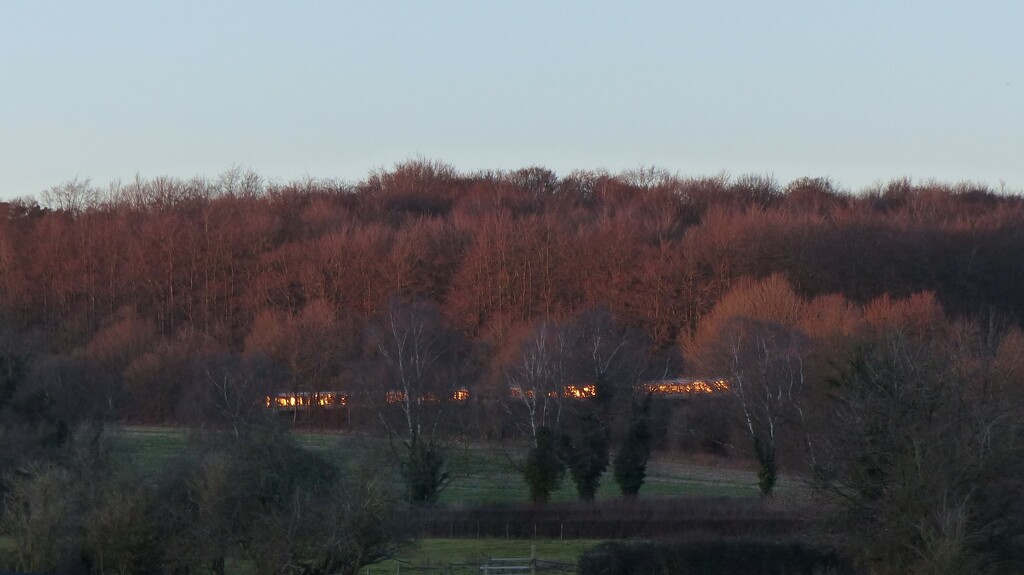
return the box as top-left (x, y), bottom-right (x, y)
top-left (368, 538), bottom-right (597, 574)
top-left (105, 425), bottom-right (774, 502)
top-left (439, 443), bottom-right (765, 502)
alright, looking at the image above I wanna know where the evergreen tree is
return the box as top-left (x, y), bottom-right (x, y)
top-left (523, 426), bottom-right (565, 504)
top-left (613, 394), bottom-right (653, 497)
top-left (565, 413), bottom-right (610, 501)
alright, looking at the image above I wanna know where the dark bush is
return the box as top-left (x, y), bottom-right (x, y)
top-left (401, 439), bottom-right (450, 506)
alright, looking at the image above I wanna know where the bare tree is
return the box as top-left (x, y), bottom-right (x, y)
top-left (365, 297), bottom-right (476, 504)
top-left (178, 353), bottom-right (281, 436)
top-left (702, 317), bottom-right (809, 497)
top-left (502, 320), bottom-right (576, 503)
top-left (40, 178), bottom-right (99, 214)
top-left (503, 320), bottom-right (572, 443)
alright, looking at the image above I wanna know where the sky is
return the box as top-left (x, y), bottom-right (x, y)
top-left (2, 1), bottom-right (1022, 200)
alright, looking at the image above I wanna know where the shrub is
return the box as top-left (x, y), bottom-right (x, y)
top-left (0, 464), bottom-right (82, 574)
top-left (81, 481), bottom-right (163, 575)
top-left (401, 439), bottom-right (450, 505)
top-left (163, 427), bottom-right (409, 575)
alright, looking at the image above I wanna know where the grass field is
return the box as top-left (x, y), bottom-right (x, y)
top-left (368, 538), bottom-right (597, 574)
top-left (439, 442), bottom-right (765, 502)
top-left (105, 425), bottom-right (776, 502)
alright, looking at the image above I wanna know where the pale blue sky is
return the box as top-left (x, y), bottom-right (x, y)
top-left (2, 1), bottom-right (1022, 199)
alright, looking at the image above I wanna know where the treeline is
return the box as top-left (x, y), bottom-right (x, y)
top-left (2, 163), bottom-right (1023, 351)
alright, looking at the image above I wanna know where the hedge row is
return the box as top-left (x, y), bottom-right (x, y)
top-left (578, 538), bottom-right (855, 575)
top-left (417, 498), bottom-right (802, 539)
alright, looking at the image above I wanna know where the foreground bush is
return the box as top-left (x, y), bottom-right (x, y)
top-left (0, 464), bottom-right (82, 574)
top-left (0, 425), bottom-right (411, 575)
top-left (161, 427), bottom-right (411, 575)
top-left (811, 330), bottom-right (1024, 574)
top-left (578, 538), bottom-right (853, 575)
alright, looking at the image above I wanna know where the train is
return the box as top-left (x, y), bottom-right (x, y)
top-left (265, 377), bottom-right (729, 413)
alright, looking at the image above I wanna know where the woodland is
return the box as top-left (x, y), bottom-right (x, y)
top-left (1, 161), bottom-right (1024, 574)
top-left (2, 163), bottom-right (1023, 373)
